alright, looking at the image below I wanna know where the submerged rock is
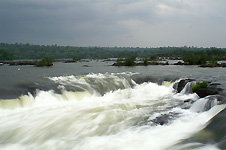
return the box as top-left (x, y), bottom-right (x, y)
top-left (184, 99), bottom-right (194, 103)
top-left (83, 65), bottom-right (91, 67)
top-left (174, 61), bottom-right (184, 65)
top-left (151, 112), bottom-right (180, 125)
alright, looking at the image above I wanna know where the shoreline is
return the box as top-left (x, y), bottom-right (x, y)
top-left (1, 59), bottom-right (226, 68)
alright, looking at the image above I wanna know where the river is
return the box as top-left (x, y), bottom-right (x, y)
top-left (0, 60), bottom-right (226, 150)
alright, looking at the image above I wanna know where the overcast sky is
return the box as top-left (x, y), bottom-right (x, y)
top-left (0, 0), bottom-right (226, 47)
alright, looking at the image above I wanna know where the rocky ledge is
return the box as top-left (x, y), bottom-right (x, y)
top-left (173, 79), bottom-right (226, 103)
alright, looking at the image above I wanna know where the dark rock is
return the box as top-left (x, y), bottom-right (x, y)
top-left (217, 88), bottom-right (223, 91)
top-left (184, 99), bottom-right (194, 103)
top-left (174, 61), bottom-right (184, 65)
top-left (208, 83), bottom-right (223, 92)
top-left (194, 87), bottom-right (219, 98)
top-left (174, 79), bottom-right (195, 93)
top-left (204, 95), bottom-right (219, 111)
top-left (151, 112), bottom-right (180, 125)
top-left (176, 80), bottom-right (186, 92)
top-left (64, 60), bottom-right (77, 63)
top-left (193, 82), bottom-right (224, 98)
top-left (83, 65), bottom-right (90, 67)
top-left (217, 96), bottom-right (226, 104)
top-left (209, 83), bottom-right (221, 86)
top-left (152, 114), bottom-right (170, 125)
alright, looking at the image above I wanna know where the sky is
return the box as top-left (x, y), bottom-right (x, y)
top-left (0, 0), bottom-right (226, 47)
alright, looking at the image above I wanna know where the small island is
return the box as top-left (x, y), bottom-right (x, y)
top-left (3, 57), bottom-right (53, 67)
top-left (112, 56), bottom-right (169, 66)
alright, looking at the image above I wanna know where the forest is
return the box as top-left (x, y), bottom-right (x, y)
top-left (0, 43), bottom-right (226, 61)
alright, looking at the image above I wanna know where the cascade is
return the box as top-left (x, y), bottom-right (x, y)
top-left (180, 81), bottom-right (196, 94)
top-left (0, 74), bottom-right (224, 150)
top-left (190, 96), bottom-right (218, 112)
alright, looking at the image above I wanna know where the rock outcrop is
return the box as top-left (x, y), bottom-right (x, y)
top-left (173, 79), bottom-right (224, 99)
top-left (173, 79), bottom-right (195, 93)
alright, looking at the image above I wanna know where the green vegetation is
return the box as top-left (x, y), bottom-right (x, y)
top-left (192, 81), bottom-right (208, 92)
top-left (1, 43), bottom-right (226, 67)
top-left (72, 57), bottom-right (82, 61)
top-left (114, 56), bottom-right (136, 66)
top-left (113, 57), bottom-right (170, 66)
top-left (150, 55), bottom-right (157, 61)
top-left (0, 49), bottom-right (13, 60)
top-left (116, 58), bottom-right (124, 64)
top-left (182, 47), bottom-right (226, 67)
top-left (35, 57), bottom-right (53, 67)
top-left (0, 43), bottom-right (226, 61)
top-left (151, 61), bottom-right (159, 65)
top-left (181, 48), bottom-right (226, 66)
top-left (124, 56), bottom-right (136, 66)
top-left (143, 57), bottom-right (148, 66)
top-left (182, 52), bottom-right (209, 65)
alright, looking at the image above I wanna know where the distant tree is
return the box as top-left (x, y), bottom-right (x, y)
top-left (72, 57), bottom-right (81, 61)
top-left (116, 58), bottom-right (124, 63)
top-left (150, 55), bottom-right (156, 61)
top-left (143, 57), bottom-right (148, 66)
top-left (35, 57), bottom-right (53, 67)
top-left (182, 51), bottom-right (213, 65)
top-left (124, 56), bottom-right (136, 66)
top-left (1, 43), bottom-right (226, 60)
top-left (0, 49), bottom-right (13, 60)
top-left (182, 52), bottom-right (201, 65)
top-left (165, 61), bottom-right (169, 65)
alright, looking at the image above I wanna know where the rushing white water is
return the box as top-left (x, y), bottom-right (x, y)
top-left (180, 81), bottom-right (196, 94)
top-left (0, 73), bottom-right (225, 150)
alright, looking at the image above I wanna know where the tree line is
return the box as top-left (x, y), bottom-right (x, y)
top-left (0, 43), bottom-right (226, 61)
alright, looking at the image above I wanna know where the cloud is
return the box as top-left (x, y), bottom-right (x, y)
top-left (0, 0), bottom-right (226, 47)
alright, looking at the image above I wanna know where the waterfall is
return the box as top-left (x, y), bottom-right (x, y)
top-left (190, 96), bottom-right (218, 112)
top-left (0, 74), bottom-right (224, 150)
top-left (180, 81), bottom-right (196, 94)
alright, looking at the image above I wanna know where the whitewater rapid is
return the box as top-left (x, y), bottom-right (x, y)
top-left (0, 73), bottom-right (224, 150)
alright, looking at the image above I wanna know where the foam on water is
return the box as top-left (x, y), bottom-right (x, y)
top-left (48, 72), bottom-right (136, 95)
top-left (0, 73), bottom-right (224, 150)
top-left (0, 91), bottom-right (92, 109)
top-left (0, 72), bottom-right (135, 109)
top-left (190, 96), bottom-right (218, 112)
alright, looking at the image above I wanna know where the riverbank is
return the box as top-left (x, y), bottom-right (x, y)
top-left (1, 58), bottom-right (226, 68)
top-left (0, 58), bottom-right (53, 67)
